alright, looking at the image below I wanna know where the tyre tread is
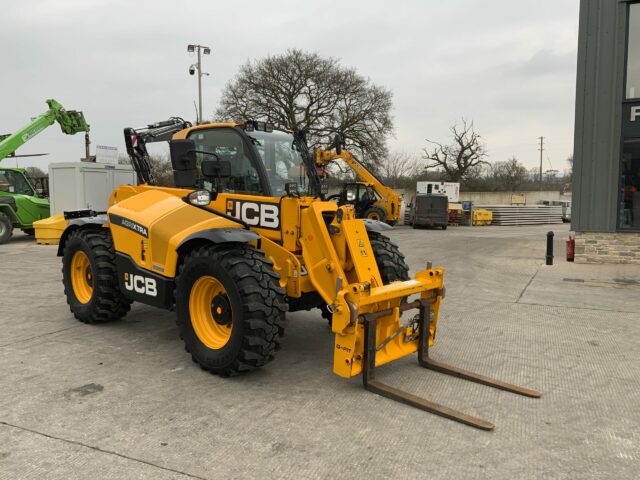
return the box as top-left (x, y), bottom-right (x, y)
top-left (62, 228), bottom-right (132, 324)
top-left (176, 243), bottom-right (288, 377)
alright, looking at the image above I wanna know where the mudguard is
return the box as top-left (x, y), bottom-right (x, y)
top-left (177, 228), bottom-right (260, 250)
top-left (56, 214), bottom-right (108, 256)
top-left (362, 218), bottom-right (392, 232)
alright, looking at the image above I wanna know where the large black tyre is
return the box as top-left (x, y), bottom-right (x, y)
top-left (363, 206), bottom-right (387, 223)
top-left (176, 243), bottom-right (288, 377)
top-left (367, 231), bottom-right (410, 283)
top-left (0, 212), bottom-right (13, 244)
top-left (62, 228), bottom-right (132, 324)
top-left (321, 231), bottom-right (409, 325)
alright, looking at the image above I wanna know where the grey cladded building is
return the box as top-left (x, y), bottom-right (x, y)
top-left (573, 0), bottom-right (640, 263)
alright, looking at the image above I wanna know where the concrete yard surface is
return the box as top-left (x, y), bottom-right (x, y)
top-left (1, 224), bottom-right (639, 479)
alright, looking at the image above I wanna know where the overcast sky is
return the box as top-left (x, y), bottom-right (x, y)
top-left (1, 0), bottom-right (579, 173)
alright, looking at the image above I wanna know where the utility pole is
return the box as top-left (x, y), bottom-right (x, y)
top-left (196, 47), bottom-right (202, 124)
top-left (187, 44), bottom-right (211, 124)
top-left (538, 136), bottom-right (544, 191)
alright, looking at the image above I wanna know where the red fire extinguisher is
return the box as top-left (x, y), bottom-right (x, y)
top-left (566, 236), bottom-right (575, 262)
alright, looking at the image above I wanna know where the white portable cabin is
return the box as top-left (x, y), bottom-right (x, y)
top-left (416, 181), bottom-right (460, 202)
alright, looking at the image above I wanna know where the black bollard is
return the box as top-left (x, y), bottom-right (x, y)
top-left (546, 231), bottom-right (554, 265)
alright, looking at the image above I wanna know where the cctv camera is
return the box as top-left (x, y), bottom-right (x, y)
top-left (189, 65), bottom-right (195, 75)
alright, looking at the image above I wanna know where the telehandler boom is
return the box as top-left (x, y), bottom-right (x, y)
top-left (0, 99), bottom-right (89, 244)
top-left (57, 119), bottom-right (539, 430)
top-left (0, 99), bottom-right (89, 161)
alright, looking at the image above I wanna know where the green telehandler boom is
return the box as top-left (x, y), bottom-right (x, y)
top-left (0, 99), bottom-right (90, 244)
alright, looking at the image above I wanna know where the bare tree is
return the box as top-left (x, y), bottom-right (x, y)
top-left (566, 154), bottom-right (573, 180)
top-left (25, 166), bottom-right (46, 179)
top-left (215, 49), bottom-right (393, 166)
top-left (422, 119), bottom-right (488, 181)
top-left (148, 153), bottom-right (174, 187)
top-left (378, 151), bottom-right (422, 188)
top-left (489, 157), bottom-right (528, 191)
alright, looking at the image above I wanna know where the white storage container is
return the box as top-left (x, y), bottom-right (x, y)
top-left (48, 162), bottom-right (137, 215)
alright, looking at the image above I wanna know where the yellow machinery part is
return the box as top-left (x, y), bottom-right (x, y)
top-left (70, 250), bottom-right (93, 304)
top-left (298, 201), bottom-right (445, 378)
top-left (472, 209), bottom-right (493, 225)
top-left (189, 275), bottom-right (233, 349)
top-left (108, 189), bottom-right (243, 278)
top-left (33, 214), bottom-right (68, 245)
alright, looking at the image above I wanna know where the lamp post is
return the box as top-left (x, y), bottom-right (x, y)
top-left (187, 44), bottom-right (211, 124)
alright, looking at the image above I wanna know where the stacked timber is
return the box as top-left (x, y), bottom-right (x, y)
top-left (476, 205), bottom-right (563, 226)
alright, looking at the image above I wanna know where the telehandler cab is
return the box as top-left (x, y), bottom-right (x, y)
top-left (58, 118), bottom-right (539, 430)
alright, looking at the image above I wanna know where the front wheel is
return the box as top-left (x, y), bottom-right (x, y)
top-left (0, 212), bottom-right (13, 244)
top-left (367, 231), bottom-right (410, 283)
top-left (176, 243), bottom-right (287, 376)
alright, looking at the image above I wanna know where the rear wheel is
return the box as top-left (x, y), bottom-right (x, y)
top-left (363, 206), bottom-right (387, 223)
top-left (0, 212), bottom-right (13, 244)
top-left (62, 228), bottom-right (132, 323)
top-left (176, 243), bottom-right (287, 376)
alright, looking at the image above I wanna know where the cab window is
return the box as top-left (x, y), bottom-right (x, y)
top-left (188, 128), bottom-right (264, 194)
top-left (0, 170), bottom-right (34, 196)
top-left (248, 130), bottom-right (309, 196)
top-left (360, 186), bottom-right (377, 202)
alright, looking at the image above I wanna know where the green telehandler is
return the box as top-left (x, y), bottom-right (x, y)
top-left (0, 99), bottom-right (89, 244)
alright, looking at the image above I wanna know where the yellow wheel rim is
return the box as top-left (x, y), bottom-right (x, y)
top-left (367, 211), bottom-right (381, 220)
top-left (71, 250), bottom-right (93, 304)
top-left (189, 275), bottom-right (233, 349)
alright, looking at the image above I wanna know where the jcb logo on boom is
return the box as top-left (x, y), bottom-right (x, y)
top-left (226, 200), bottom-right (280, 229)
top-left (124, 273), bottom-right (157, 297)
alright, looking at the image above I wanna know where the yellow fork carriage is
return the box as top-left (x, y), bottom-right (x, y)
top-left (58, 119), bottom-right (539, 430)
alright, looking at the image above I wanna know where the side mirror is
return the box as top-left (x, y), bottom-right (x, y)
top-left (170, 139), bottom-right (198, 187)
top-left (202, 159), bottom-right (231, 178)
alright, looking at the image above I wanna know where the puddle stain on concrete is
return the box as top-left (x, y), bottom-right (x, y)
top-left (64, 383), bottom-right (104, 399)
top-left (563, 277), bottom-right (640, 289)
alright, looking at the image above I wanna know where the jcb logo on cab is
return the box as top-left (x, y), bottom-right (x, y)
top-left (227, 200), bottom-right (280, 229)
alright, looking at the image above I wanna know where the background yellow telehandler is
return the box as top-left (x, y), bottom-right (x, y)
top-left (316, 137), bottom-right (401, 225)
top-left (57, 118), bottom-right (539, 430)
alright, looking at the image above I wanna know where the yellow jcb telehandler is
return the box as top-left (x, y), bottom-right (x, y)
top-left (57, 118), bottom-right (539, 430)
top-left (316, 137), bottom-right (401, 225)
